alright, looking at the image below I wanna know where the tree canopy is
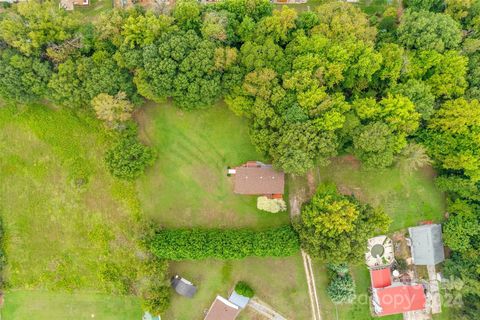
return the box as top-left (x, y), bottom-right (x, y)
top-left (295, 183), bottom-right (391, 264)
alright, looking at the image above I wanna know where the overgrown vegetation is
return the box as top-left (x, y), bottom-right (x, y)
top-left (149, 226), bottom-right (300, 260)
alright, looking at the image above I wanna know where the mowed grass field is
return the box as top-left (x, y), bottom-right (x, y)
top-left (165, 256), bottom-right (310, 320)
top-left (136, 102), bottom-right (311, 319)
top-left (318, 156), bottom-right (445, 231)
top-left (137, 102), bottom-right (290, 229)
top-left (2, 290), bottom-right (141, 320)
top-left (0, 104), bottom-right (143, 317)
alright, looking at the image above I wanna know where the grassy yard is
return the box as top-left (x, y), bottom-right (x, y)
top-left (136, 102), bottom-right (290, 229)
top-left (136, 102), bottom-right (311, 318)
top-left (1, 290), bottom-right (142, 320)
top-left (0, 105), bottom-right (145, 306)
top-left (72, 0), bottom-right (113, 20)
top-left (166, 255), bottom-right (310, 320)
top-left (317, 156), bottom-right (445, 231)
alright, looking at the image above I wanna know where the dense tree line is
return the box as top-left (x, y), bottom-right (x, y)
top-left (1, 0), bottom-right (480, 317)
top-left (149, 226), bottom-right (299, 260)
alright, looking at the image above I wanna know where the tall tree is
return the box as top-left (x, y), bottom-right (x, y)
top-left (295, 183), bottom-right (391, 264)
top-left (398, 10), bottom-right (462, 52)
top-left (424, 98), bottom-right (480, 181)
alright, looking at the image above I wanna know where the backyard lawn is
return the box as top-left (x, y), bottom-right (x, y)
top-left (318, 156), bottom-right (446, 231)
top-left (166, 255), bottom-right (310, 320)
top-left (136, 102), bottom-right (291, 229)
top-left (1, 290), bottom-right (142, 320)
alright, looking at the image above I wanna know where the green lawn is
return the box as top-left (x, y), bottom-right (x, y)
top-left (137, 102), bottom-right (290, 229)
top-left (1, 290), bottom-right (141, 319)
top-left (318, 157), bottom-right (445, 231)
top-left (136, 102), bottom-right (311, 318)
top-left (166, 255), bottom-right (310, 320)
top-left (72, 0), bottom-right (113, 20)
top-left (0, 105), bottom-right (145, 311)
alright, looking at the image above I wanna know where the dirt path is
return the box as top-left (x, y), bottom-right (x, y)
top-left (248, 298), bottom-right (288, 320)
top-left (289, 172), bottom-right (322, 320)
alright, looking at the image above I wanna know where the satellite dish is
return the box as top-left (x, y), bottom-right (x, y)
top-left (392, 270), bottom-right (400, 277)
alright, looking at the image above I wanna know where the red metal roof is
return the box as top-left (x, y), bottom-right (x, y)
top-left (375, 285), bottom-right (426, 316)
top-left (370, 268), bottom-right (392, 289)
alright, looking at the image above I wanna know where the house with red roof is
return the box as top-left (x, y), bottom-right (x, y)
top-left (372, 284), bottom-right (426, 316)
top-left (366, 236), bottom-right (427, 317)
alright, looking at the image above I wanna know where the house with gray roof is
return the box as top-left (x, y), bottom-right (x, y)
top-left (171, 275), bottom-right (197, 298)
top-left (408, 224), bottom-right (445, 266)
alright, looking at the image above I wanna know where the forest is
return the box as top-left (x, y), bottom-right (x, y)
top-left (0, 0), bottom-right (480, 318)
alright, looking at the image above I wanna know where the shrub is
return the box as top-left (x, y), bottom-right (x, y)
top-left (327, 264), bottom-right (349, 276)
top-left (141, 284), bottom-right (171, 315)
top-left (105, 137), bottom-right (155, 180)
top-left (235, 281), bottom-right (255, 298)
top-left (327, 273), bottom-right (356, 304)
top-left (149, 226), bottom-right (300, 260)
top-left (257, 196), bottom-right (287, 213)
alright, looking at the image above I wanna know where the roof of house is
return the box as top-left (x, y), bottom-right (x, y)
top-left (171, 276), bottom-right (197, 298)
top-left (234, 165), bottom-right (284, 195)
top-left (373, 284), bottom-right (426, 316)
top-left (370, 268), bottom-right (392, 289)
top-left (204, 296), bottom-right (241, 320)
top-left (228, 291), bottom-right (250, 309)
top-left (408, 224), bottom-right (445, 265)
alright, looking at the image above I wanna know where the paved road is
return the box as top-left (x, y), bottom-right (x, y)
top-left (248, 298), bottom-right (287, 320)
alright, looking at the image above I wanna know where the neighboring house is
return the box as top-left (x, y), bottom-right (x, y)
top-left (60, 0), bottom-right (89, 11)
top-left (370, 268), bottom-right (427, 316)
top-left (204, 296), bottom-right (241, 320)
top-left (229, 161), bottom-right (284, 197)
top-left (171, 275), bottom-right (197, 298)
top-left (372, 283), bottom-right (426, 316)
top-left (366, 236), bottom-right (427, 317)
top-left (408, 224), bottom-right (445, 266)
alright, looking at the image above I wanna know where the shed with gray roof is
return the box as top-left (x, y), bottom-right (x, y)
top-left (171, 275), bottom-right (197, 298)
top-left (408, 224), bottom-right (445, 266)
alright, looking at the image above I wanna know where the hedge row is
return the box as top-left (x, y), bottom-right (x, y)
top-left (149, 226), bottom-right (300, 260)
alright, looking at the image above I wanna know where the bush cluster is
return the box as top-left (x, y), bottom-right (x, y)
top-left (235, 281), bottom-right (255, 298)
top-left (149, 226), bottom-right (300, 260)
top-left (105, 137), bottom-right (155, 180)
top-left (326, 266), bottom-right (356, 304)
